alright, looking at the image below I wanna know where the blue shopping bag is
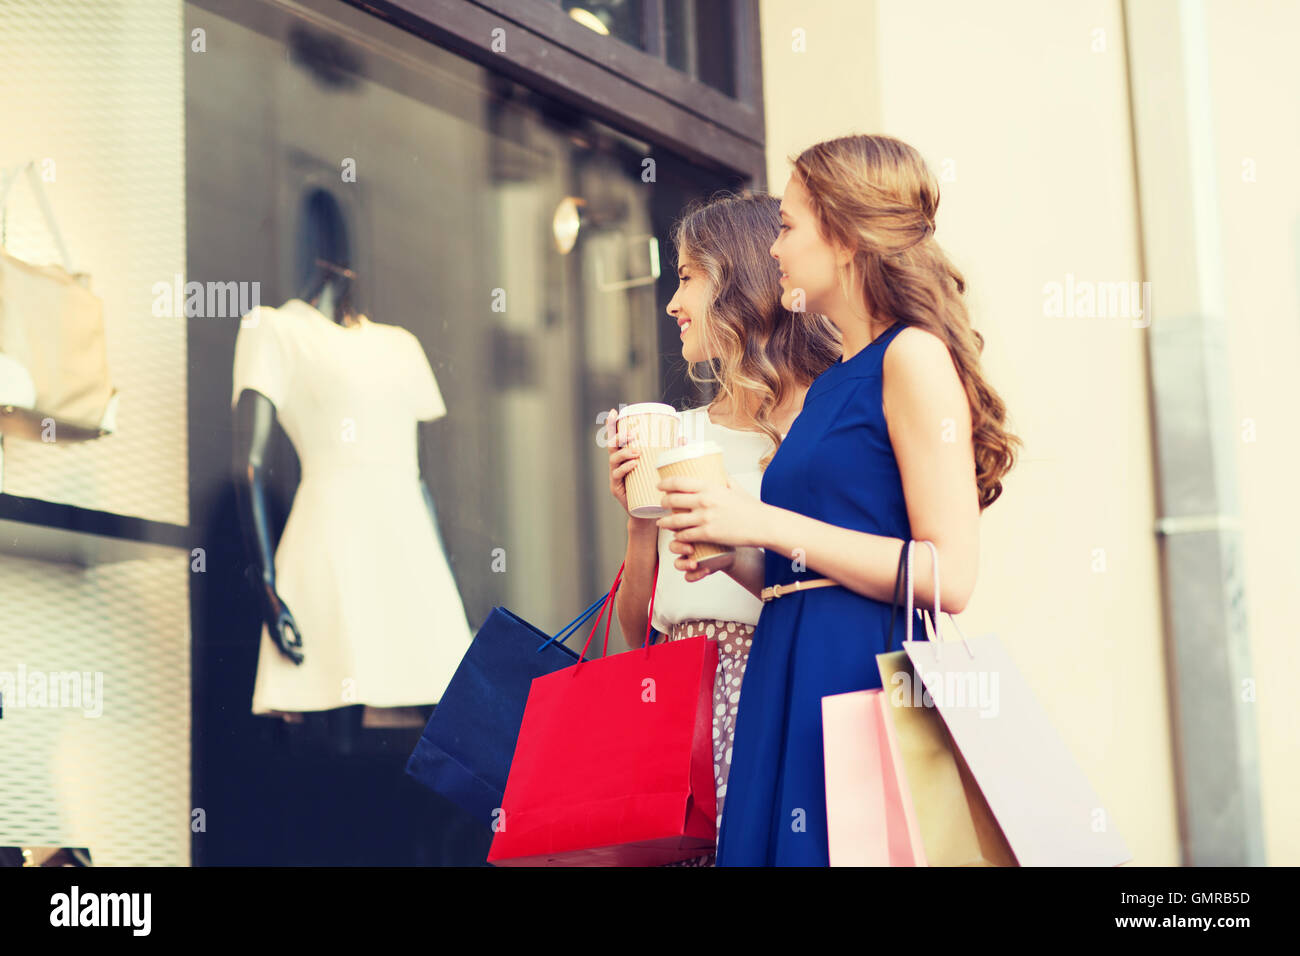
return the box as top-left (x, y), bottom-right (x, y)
top-left (405, 589), bottom-right (615, 826)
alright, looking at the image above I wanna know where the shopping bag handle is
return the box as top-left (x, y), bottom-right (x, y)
top-left (1, 160), bottom-right (74, 273)
top-left (641, 555), bottom-right (659, 655)
top-left (574, 560), bottom-right (626, 666)
top-left (536, 545), bottom-right (663, 656)
top-left (886, 540), bottom-right (929, 653)
top-left (571, 550), bottom-right (664, 667)
top-left (905, 540), bottom-right (944, 647)
top-left (536, 593), bottom-right (609, 654)
top-left (887, 539), bottom-right (975, 661)
top-left (886, 540), bottom-right (910, 652)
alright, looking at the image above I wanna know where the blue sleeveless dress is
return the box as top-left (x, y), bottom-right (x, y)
top-left (715, 319), bottom-right (927, 867)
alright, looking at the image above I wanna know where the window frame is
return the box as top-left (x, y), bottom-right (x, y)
top-left (348, 0), bottom-right (766, 184)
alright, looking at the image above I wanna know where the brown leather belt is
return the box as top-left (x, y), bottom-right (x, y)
top-left (760, 577), bottom-right (840, 602)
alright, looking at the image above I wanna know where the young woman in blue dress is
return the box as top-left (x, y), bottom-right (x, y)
top-left (604, 191), bottom-right (840, 865)
top-left (656, 134), bottom-right (1021, 866)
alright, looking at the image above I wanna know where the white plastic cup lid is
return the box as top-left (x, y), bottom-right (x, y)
top-left (618, 402), bottom-right (679, 418)
top-left (656, 440), bottom-right (724, 469)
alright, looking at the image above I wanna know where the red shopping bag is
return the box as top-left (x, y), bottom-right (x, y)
top-left (487, 560), bottom-right (718, 866)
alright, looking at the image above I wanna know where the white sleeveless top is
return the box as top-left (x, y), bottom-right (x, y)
top-left (650, 406), bottom-right (781, 633)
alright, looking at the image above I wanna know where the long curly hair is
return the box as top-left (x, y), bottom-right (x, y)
top-left (672, 191), bottom-right (841, 469)
top-left (790, 134), bottom-right (1020, 508)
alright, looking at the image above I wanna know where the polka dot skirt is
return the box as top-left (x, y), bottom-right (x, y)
top-left (659, 617), bottom-right (755, 868)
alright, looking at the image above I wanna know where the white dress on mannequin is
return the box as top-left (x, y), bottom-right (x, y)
top-left (231, 297), bottom-right (472, 714)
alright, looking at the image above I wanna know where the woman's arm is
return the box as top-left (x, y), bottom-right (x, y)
top-left (615, 516), bottom-right (660, 648)
top-left (605, 407), bottom-right (663, 649)
top-left (660, 327), bottom-right (980, 613)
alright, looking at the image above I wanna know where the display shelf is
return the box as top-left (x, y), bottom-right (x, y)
top-left (0, 492), bottom-right (190, 567)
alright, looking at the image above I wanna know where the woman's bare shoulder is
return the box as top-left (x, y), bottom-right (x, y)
top-left (882, 325), bottom-right (959, 384)
top-left (881, 325), bottom-right (967, 426)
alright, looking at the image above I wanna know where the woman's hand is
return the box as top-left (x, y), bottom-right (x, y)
top-left (606, 407), bottom-right (687, 516)
top-left (656, 475), bottom-right (768, 571)
top-left (605, 407), bottom-right (644, 515)
top-left (665, 536), bottom-right (718, 582)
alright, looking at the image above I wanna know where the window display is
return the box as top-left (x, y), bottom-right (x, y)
top-left (231, 192), bottom-right (470, 715)
top-left (1, 0), bottom-right (751, 871)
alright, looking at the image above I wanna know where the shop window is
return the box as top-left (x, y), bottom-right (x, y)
top-left (559, 0), bottom-right (740, 98)
top-left (663, 0), bottom-right (736, 97)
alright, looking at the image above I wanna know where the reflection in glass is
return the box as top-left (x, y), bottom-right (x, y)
top-left (561, 0), bottom-right (645, 49)
top-left (190, 2), bottom-right (681, 645)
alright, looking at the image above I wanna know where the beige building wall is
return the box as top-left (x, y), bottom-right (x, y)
top-left (760, 0), bottom-right (1199, 865)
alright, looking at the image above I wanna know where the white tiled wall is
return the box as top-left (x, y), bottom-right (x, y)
top-left (0, 0), bottom-right (190, 866)
top-left (0, 552), bottom-right (191, 866)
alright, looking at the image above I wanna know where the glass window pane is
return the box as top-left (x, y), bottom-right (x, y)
top-left (187, 0), bottom-right (739, 722)
top-left (664, 0), bottom-right (736, 97)
top-left (560, 0), bottom-right (646, 51)
top-left (664, 0), bottom-right (690, 72)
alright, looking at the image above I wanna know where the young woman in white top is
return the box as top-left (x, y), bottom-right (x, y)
top-left (604, 192), bottom-right (840, 865)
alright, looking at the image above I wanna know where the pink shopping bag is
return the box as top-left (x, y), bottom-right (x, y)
top-left (823, 687), bottom-right (927, 867)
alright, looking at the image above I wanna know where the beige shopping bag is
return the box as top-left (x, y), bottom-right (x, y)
top-left (894, 541), bottom-right (1128, 868)
top-left (897, 540), bottom-right (1131, 867)
top-left (876, 648), bottom-right (1017, 867)
top-left (0, 161), bottom-right (115, 440)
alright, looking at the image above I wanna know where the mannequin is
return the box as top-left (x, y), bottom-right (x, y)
top-left (232, 263), bottom-right (453, 667)
top-left (230, 190), bottom-right (469, 738)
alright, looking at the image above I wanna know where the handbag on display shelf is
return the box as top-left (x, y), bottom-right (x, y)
top-left (0, 160), bottom-right (118, 442)
top-left (888, 539), bottom-right (1132, 867)
top-left (404, 586), bottom-right (609, 827)
top-left (487, 557), bottom-right (718, 866)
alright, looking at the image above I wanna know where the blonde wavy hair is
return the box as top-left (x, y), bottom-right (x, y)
top-left (790, 135), bottom-right (1020, 508)
top-left (672, 191), bottom-right (841, 469)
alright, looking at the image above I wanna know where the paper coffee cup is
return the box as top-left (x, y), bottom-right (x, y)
top-left (656, 440), bottom-right (735, 571)
top-left (617, 402), bottom-right (681, 518)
